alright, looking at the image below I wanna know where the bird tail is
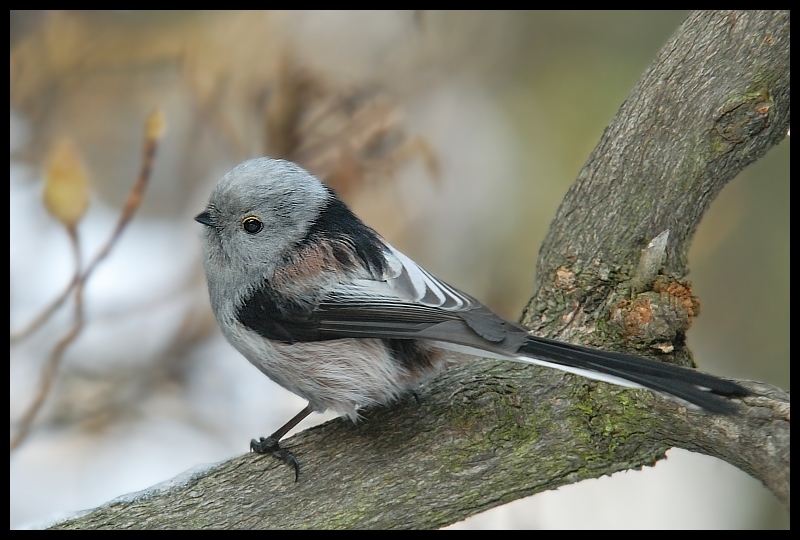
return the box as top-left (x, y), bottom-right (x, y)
top-left (516, 336), bottom-right (750, 414)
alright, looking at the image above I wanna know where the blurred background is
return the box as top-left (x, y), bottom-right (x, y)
top-left (9, 11), bottom-right (788, 529)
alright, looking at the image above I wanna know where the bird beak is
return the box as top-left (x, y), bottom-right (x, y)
top-left (195, 210), bottom-right (216, 227)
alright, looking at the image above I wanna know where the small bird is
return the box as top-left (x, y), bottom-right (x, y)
top-left (195, 157), bottom-right (749, 480)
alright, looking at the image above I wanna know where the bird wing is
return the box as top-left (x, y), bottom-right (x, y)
top-left (314, 244), bottom-right (528, 348)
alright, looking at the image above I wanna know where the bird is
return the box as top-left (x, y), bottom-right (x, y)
top-left (195, 157), bottom-right (750, 480)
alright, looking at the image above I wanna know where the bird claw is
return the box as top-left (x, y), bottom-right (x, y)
top-left (250, 437), bottom-right (300, 482)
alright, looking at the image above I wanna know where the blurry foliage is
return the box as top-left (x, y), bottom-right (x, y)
top-left (262, 55), bottom-right (438, 199)
top-left (9, 10), bottom-right (436, 206)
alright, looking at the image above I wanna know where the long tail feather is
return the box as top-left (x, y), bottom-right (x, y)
top-left (518, 337), bottom-right (750, 414)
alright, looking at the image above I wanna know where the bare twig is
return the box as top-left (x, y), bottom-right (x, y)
top-left (10, 110), bottom-right (165, 452)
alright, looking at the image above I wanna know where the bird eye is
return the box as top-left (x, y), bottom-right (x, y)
top-left (242, 216), bottom-right (263, 234)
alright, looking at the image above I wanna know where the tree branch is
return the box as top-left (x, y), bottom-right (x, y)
top-left (49, 10), bottom-right (789, 529)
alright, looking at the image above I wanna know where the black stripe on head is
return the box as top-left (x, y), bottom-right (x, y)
top-left (299, 189), bottom-right (388, 276)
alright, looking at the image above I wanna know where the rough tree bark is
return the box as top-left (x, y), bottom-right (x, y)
top-left (51, 10), bottom-right (789, 529)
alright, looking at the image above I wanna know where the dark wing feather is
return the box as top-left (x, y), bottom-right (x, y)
top-left (312, 244), bottom-right (528, 348)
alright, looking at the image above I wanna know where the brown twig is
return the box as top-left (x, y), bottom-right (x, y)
top-left (10, 272), bottom-right (85, 452)
top-left (10, 110), bottom-right (165, 452)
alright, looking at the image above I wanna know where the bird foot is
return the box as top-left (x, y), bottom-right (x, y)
top-left (250, 436), bottom-right (300, 482)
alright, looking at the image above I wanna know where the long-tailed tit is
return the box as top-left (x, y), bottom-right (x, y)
top-left (195, 157), bottom-right (749, 480)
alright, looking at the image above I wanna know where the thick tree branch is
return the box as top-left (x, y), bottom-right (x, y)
top-left (50, 10), bottom-right (789, 529)
top-left (51, 367), bottom-right (788, 529)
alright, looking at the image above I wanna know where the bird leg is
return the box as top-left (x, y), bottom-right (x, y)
top-left (250, 403), bottom-right (313, 482)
